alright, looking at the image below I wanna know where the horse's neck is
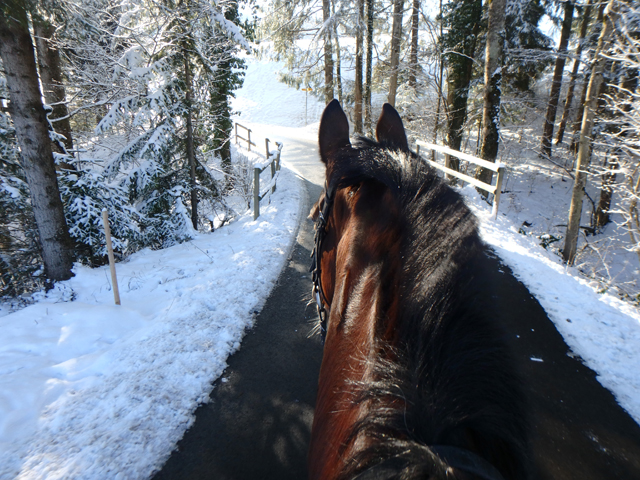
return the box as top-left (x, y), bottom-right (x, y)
top-left (310, 265), bottom-right (399, 480)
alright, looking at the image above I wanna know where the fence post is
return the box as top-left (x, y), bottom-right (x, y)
top-left (102, 209), bottom-right (121, 305)
top-left (271, 161), bottom-right (276, 194)
top-left (492, 165), bottom-right (505, 219)
top-left (265, 138), bottom-right (270, 160)
top-left (254, 167), bottom-right (260, 220)
top-left (248, 129), bottom-right (252, 151)
top-left (235, 123), bottom-right (238, 145)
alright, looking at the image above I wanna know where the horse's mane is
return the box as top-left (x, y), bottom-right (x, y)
top-left (327, 137), bottom-right (529, 480)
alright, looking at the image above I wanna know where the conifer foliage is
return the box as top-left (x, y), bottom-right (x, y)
top-left (0, 0), bottom-right (250, 296)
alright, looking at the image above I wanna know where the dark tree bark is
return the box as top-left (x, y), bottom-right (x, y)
top-left (478, 0), bottom-right (506, 186)
top-left (443, 0), bottom-right (481, 174)
top-left (323, 0), bottom-right (334, 104)
top-left (184, 52), bottom-right (198, 230)
top-left (364, 0), bottom-right (374, 132)
top-left (541, 0), bottom-right (575, 157)
top-left (387, 0), bottom-right (404, 107)
top-left (555, 3), bottom-right (592, 145)
top-left (33, 19), bottom-right (75, 171)
top-left (0, 5), bottom-right (74, 283)
top-left (354, 0), bottom-right (364, 133)
top-left (332, 0), bottom-right (343, 104)
top-left (431, 0), bottom-right (444, 162)
top-left (408, 0), bottom-right (420, 89)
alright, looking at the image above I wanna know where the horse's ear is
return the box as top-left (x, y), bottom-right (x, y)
top-left (376, 103), bottom-right (409, 152)
top-left (319, 99), bottom-right (351, 163)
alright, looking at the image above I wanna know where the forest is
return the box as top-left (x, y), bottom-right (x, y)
top-left (1, 0), bottom-right (639, 304)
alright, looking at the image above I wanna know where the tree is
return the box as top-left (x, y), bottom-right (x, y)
top-left (363, 0), bottom-right (374, 132)
top-left (0, 2), bottom-right (75, 283)
top-left (555, 2), bottom-right (593, 145)
top-left (408, 0), bottom-right (421, 89)
top-left (354, 0), bottom-right (364, 132)
top-left (478, 0), bottom-right (507, 186)
top-left (442, 0), bottom-right (482, 172)
top-left (33, 15), bottom-right (76, 170)
top-left (323, 0), bottom-right (335, 104)
top-left (563, 0), bottom-right (617, 265)
top-left (387, 0), bottom-right (404, 107)
top-left (540, 0), bottom-right (575, 158)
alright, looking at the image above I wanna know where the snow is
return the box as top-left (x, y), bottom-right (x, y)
top-left (462, 184), bottom-right (640, 426)
top-left (1, 52), bottom-right (640, 480)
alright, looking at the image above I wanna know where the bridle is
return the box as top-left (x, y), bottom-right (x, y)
top-left (310, 181), bottom-right (336, 344)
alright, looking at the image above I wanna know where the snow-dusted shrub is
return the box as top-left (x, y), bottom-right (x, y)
top-left (59, 170), bottom-right (142, 265)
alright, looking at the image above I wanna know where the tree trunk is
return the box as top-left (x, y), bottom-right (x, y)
top-left (33, 20), bottom-right (76, 171)
top-left (0, 7), bottom-right (74, 283)
top-left (477, 0), bottom-right (506, 186)
top-left (445, 26), bottom-right (479, 172)
top-left (595, 154), bottom-right (617, 228)
top-left (364, 0), bottom-right (374, 133)
top-left (354, 0), bottom-right (364, 133)
top-left (332, 0), bottom-right (343, 104)
top-left (431, 0), bottom-right (444, 162)
top-left (387, 0), bottom-right (404, 107)
top-left (408, 0), bottom-right (420, 89)
top-left (555, 3), bottom-right (592, 145)
top-left (563, 0), bottom-right (617, 265)
top-left (541, 0), bottom-right (575, 157)
top-left (184, 52), bottom-right (198, 230)
top-left (323, 0), bottom-right (334, 104)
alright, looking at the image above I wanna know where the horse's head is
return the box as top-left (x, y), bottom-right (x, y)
top-left (308, 101), bottom-right (529, 480)
top-left (310, 100), bottom-right (409, 342)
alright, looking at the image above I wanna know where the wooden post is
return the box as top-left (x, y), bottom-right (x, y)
top-left (492, 165), bottom-right (505, 219)
top-left (235, 123), bottom-right (238, 145)
top-left (271, 161), bottom-right (277, 194)
top-left (247, 129), bottom-right (252, 151)
top-left (265, 138), bottom-right (270, 160)
top-left (102, 209), bottom-right (121, 305)
top-left (254, 167), bottom-right (260, 220)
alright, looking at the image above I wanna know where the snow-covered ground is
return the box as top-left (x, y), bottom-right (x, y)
top-left (0, 52), bottom-right (639, 480)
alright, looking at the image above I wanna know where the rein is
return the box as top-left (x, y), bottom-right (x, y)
top-left (351, 445), bottom-right (506, 480)
top-left (310, 181), bottom-right (335, 344)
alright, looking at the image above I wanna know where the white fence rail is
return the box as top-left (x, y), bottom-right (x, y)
top-left (415, 140), bottom-right (505, 218)
top-left (235, 123), bottom-right (283, 220)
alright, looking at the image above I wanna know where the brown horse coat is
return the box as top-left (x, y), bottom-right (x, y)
top-left (308, 101), bottom-right (529, 480)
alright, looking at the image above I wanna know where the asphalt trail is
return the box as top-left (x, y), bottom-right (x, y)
top-left (153, 175), bottom-right (640, 480)
top-left (153, 180), bottom-right (323, 480)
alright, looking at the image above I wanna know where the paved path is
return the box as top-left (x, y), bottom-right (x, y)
top-left (152, 129), bottom-right (640, 480)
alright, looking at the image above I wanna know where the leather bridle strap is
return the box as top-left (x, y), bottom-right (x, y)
top-left (350, 445), bottom-right (505, 480)
top-left (310, 181), bottom-right (335, 344)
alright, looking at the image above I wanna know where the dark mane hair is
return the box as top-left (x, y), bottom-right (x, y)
top-left (325, 137), bottom-right (529, 480)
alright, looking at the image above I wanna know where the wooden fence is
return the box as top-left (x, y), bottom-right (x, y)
top-left (234, 123), bottom-right (283, 220)
top-left (415, 140), bottom-right (505, 218)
